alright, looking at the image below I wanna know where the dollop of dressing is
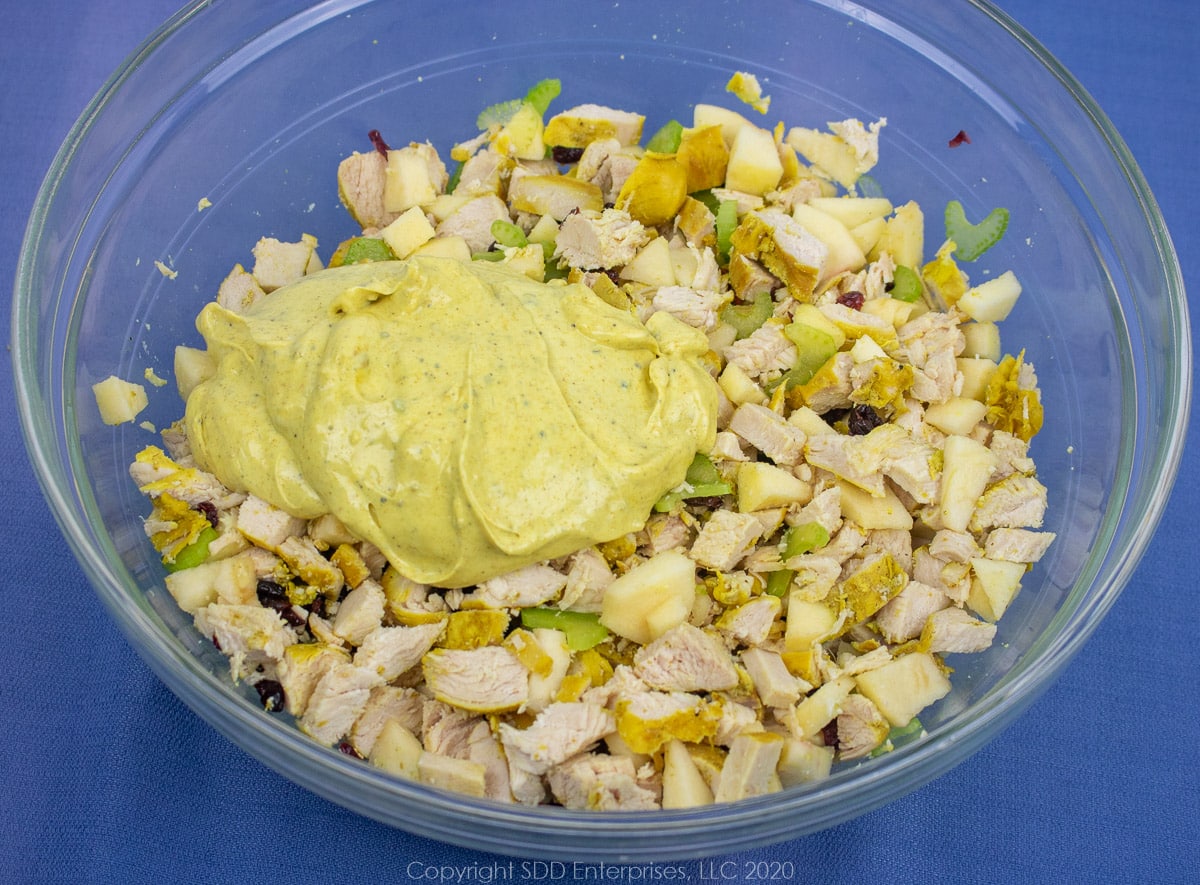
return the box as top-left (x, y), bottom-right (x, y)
top-left (185, 257), bottom-right (718, 587)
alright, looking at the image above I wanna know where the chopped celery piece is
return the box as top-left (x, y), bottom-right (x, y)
top-left (685, 452), bottom-right (721, 486)
top-left (476, 98), bottom-right (524, 130)
top-left (646, 119), bottom-right (684, 153)
top-left (764, 569), bottom-right (793, 598)
top-left (523, 78), bottom-right (562, 116)
top-left (653, 481), bottom-right (733, 513)
top-left (775, 322), bottom-right (838, 388)
top-left (491, 219), bottom-right (529, 249)
top-left (855, 173), bottom-right (886, 199)
top-left (870, 716), bottom-right (925, 757)
top-left (714, 199), bottom-right (738, 262)
top-left (446, 159), bottom-right (464, 194)
top-left (765, 522), bottom-right (830, 597)
top-left (520, 607), bottom-right (608, 650)
top-left (471, 250), bottom-right (506, 262)
top-left (692, 189), bottom-right (720, 214)
top-left (720, 291), bottom-right (773, 340)
top-left (889, 264), bottom-right (923, 302)
top-left (944, 200), bottom-right (1009, 261)
top-left (165, 526), bottom-right (218, 573)
top-left (781, 521), bottom-right (830, 558)
top-left (341, 237), bottom-right (396, 265)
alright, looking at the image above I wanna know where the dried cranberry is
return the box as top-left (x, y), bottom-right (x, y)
top-left (367, 129), bottom-right (390, 157)
top-left (254, 680), bottom-right (286, 712)
top-left (821, 720), bottom-right (840, 749)
top-left (309, 595), bottom-right (328, 619)
top-left (948, 129), bottom-right (971, 148)
top-left (336, 741), bottom-right (363, 759)
top-left (256, 580), bottom-right (306, 627)
top-left (194, 501), bottom-right (219, 528)
top-left (837, 290), bottom-right (865, 310)
top-left (847, 404), bottom-right (884, 435)
top-left (256, 579), bottom-right (287, 603)
top-left (552, 145), bottom-right (584, 164)
top-left (603, 268), bottom-right (621, 284)
top-left (688, 496), bottom-right (727, 509)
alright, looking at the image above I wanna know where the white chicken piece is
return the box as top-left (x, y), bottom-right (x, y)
top-left (741, 647), bottom-right (806, 707)
top-left (250, 234), bottom-right (321, 293)
top-left (354, 621), bottom-right (446, 682)
top-left (275, 642), bottom-right (350, 718)
top-left (970, 474), bottom-right (1049, 531)
top-left (632, 623), bottom-right (740, 692)
top-left (423, 702), bottom-right (513, 802)
top-left (434, 194), bottom-right (509, 254)
top-left (641, 513), bottom-right (694, 558)
top-left (215, 263), bottom-right (266, 314)
top-left (709, 430), bottom-right (750, 463)
top-left (690, 509), bottom-right (764, 571)
top-left (336, 150), bottom-right (395, 229)
top-left (713, 733), bottom-right (784, 802)
top-left (988, 430), bottom-right (1038, 480)
top-left (651, 285), bottom-right (727, 332)
top-left (874, 579), bottom-right (950, 643)
top-left (235, 495), bottom-right (307, 552)
top-left (129, 448), bottom-right (244, 511)
top-left (728, 403), bottom-right (807, 466)
top-left (716, 596), bottom-right (781, 648)
top-left (553, 207), bottom-right (649, 270)
top-left (897, 311), bottom-right (965, 404)
top-left (547, 753), bottom-right (659, 810)
top-left (278, 535), bottom-right (345, 598)
top-left (833, 693), bottom-right (890, 760)
top-left (723, 323), bottom-right (798, 381)
top-left (194, 603), bottom-right (297, 681)
top-left (454, 148), bottom-right (508, 197)
top-left (499, 702), bottom-right (616, 776)
top-left (827, 117), bottom-right (887, 176)
top-left (922, 606), bottom-right (997, 654)
top-left (798, 352), bottom-right (855, 414)
top-left (556, 547), bottom-right (613, 612)
top-left (468, 563), bottom-right (567, 609)
top-left (929, 529), bottom-right (981, 563)
top-left (348, 686), bottom-right (425, 758)
top-left (299, 661), bottom-right (384, 745)
top-left (422, 646), bottom-right (529, 713)
top-left (713, 698), bottom-right (765, 747)
top-left (983, 528), bottom-right (1057, 563)
top-left (787, 485), bottom-right (843, 537)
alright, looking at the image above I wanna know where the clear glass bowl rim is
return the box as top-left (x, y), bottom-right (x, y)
top-left (11, 0), bottom-right (1192, 862)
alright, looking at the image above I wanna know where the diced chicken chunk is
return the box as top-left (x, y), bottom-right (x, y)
top-left (690, 509), bottom-right (764, 571)
top-left (435, 195), bottom-right (509, 254)
top-left (741, 647), bottom-right (806, 707)
top-left (728, 403), bottom-right (807, 466)
top-left (922, 606), bottom-right (997, 654)
top-left (633, 623), bottom-right (739, 692)
top-left (194, 604), bottom-right (296, 681)
top-left (983, 528), bottom-right (1056, 563)
top-left (337, 150), bottom-right (395, 229)
top-left (546, 754), bottom-right (659, 810)
top-left (554, 207), bottom-right (650, 270)
top-left (499, 702), bottom-right (616, 775)
top-left (651, 285), bottom-right (726, 332)
top-left (422, 646), bottom-right (529, 712)
top-left (874, 580), bottom-right (949, 644)
top-left (724, 323), bottom-right (798, 381)
top-left (299, 661), bottom-right (383, 745)
top-left (354, 621), bottom-right (446, 682)
top-left (470, 563), bottom-right (567, 609)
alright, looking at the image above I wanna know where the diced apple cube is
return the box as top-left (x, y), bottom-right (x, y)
top-left (776, 738), bottom-right (834, 787)
top-left (600, 550), bottom-right (696, 645)
top-left (785, 127), bottom-right (862, 189)
top-left (853, 652), bottom-right (951, 727)
top-left (379, 206), bottom-right (436, 259)
top-left (92, 375), bottom-right (149, 426)
top-left (870, 200), bottom-right (924, 269)
top-left (369, 718), bottom-right (424, 780)
top-left (662, 739), bottom-right (715, 808)
top-left (791, 675), bottom-right (855, 738)
top-left (961, 322), bottom-right (1002, 360)
top-left (924, 397), bottom-right (988, 437)
top-left (939, 435), bottom-right (998, 532)
top-left (719, 362), bottom-right (767, 406)
top-left (174, 346), bottom-right (215, 401)
top-left (725, 124), bottom-right (784, 196)
top-left (806, 196), bottom-right (894, 228)
top-left (619, 237), bottom-right (676, 287)
top-left (849, 216), bottom-right (888, 255)
top-left (164, 550), bottom-right (257, 614)
top-left (792, 203), bottom-right (866, 283)
top-left (693, 103), bottom-right (755, 147)
top-left (837, 481), bottom-right (914, 531)
top-left (384, 147), bottom-right (438, 213)
top-left (737, 462), bottom-right (811, 512)
top-left (958, 271), bottom-right (1022, 322)
top-left (785, 598), bottom-right (839, 650)
top-left (957, 357), bottom-right (999, 401)
top-left (412, 235), bottom-right (472, 263)
top-left (967, 556), bottom-right (1025, 621)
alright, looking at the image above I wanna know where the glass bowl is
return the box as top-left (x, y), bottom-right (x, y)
top-left (12, 0), bottom-right (1189, 862)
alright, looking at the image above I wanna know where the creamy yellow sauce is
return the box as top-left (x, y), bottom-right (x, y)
top-left (185, 256), bottom-right (718, 587)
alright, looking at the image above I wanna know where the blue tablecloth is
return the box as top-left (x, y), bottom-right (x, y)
top-left (3, 1), bottom-right (1196, 882)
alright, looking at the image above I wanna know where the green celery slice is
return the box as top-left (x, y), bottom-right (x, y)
top-left (944, 200), bottom-right (1009, 261)
top-left (165, 526), bottom-right (218, 572)
top-left (341, 237), bottom-right (396, 265)
top-left (520, 607), bottom-right (609, 650)
top-left (889, 264), bottom-right (923, 302)
top-left (720, 291), bottom-right (773, 340)
top-left (490, 219), bottom-right (529, 249)
top-left (645, 119), bottom-right (684, 153)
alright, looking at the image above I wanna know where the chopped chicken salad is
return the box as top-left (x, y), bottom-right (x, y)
top-left (127, 76), bottom-right (1053, 809)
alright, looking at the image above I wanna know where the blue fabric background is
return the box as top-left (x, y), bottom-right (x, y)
top-left (2, 1), bottom-right (1196, 882)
